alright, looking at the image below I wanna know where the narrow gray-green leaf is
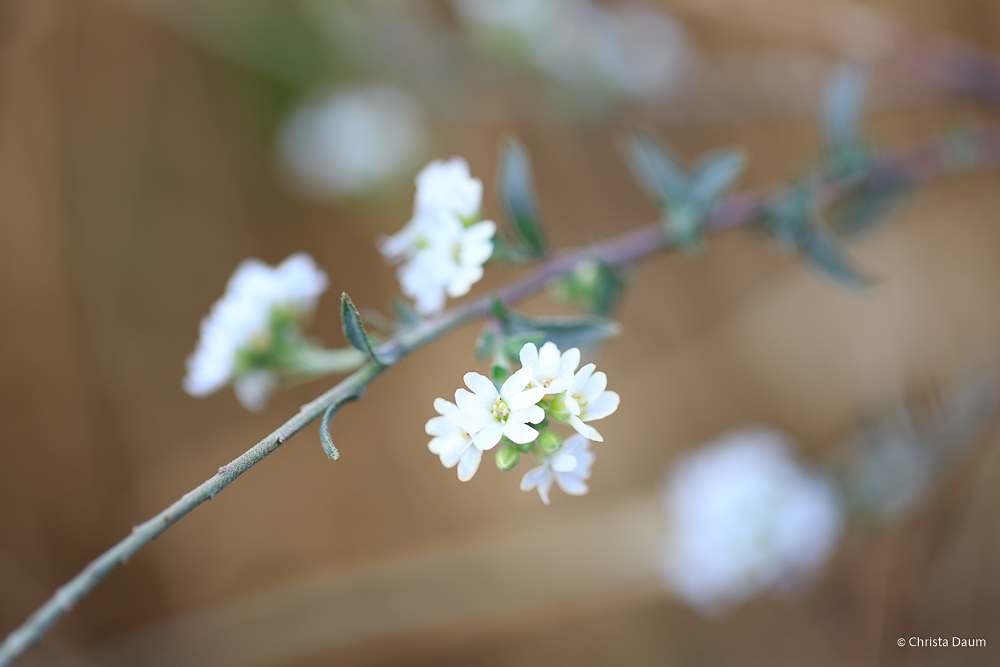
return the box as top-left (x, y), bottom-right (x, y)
top-left (319, 402), bottom-right (340, 460)
top-left (504, 311), bottom-right (621, 350)
top-left (799, 222), bottom-right (875, 290)
top-left (622, 130), bottom-right (690, 206)
top-left (341, 293), bottom-right (385, 364)
top-left (823, 64), bottom-right (869, 147)
top-left (498, 139), bottom-right (548, 257)
top-left (691, 148), bottom-right (747, 204)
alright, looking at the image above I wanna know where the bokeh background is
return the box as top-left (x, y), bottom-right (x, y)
top-left (2, 0), bottom-right (1000, 665)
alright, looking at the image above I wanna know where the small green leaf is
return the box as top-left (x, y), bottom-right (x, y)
top-left (828, 183), bottom-right (909, 239)
top-left (503, 309), bottom-right (620, 351)
top-left (491, 363), bottom-right (511, 385)
top-left (491, 298), bottom-right (511, 325)
top-left (495, 443), bottom-right (521, 471)
top-left (691, 148), bottom-right (747, 204)
top-left (391, 296), bottom-right (420, 327)
top-left (502, 332), bottom-right (544, 358)
top-left (475, 330), bottom-right (495, 362)
top-left (551, 260), bottom-right (629, 316)
top-left (341, 293), bottom-right (386, 365)
top-left (622, 130), bottom-right (689, 206)
top-left (498, 139), bottom-right (548, 257)
top-left (799, 222), bottom-right (875, 290)
top-left (823, 64), bottom-right (869, 148)
top-left (319, 403), bottom-right (340, 460)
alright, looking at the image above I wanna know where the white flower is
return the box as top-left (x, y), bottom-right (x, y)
top-left (660, 428), bottom-right (843, 615)
top-left (561, 363), bottom-right (620, 442)
top-left (279, 85), bottom-right (428, 199)
top-left (397, 213), bottom-right (496, 314)
top-left (380, 157), bottom-right (483, 262)
top-left (379, 157), bottom-right (494, 314)
top-left (518, 341), bottom-right (580, 395)
top-left (183, 253), bottom-right (328, 410)
top-left (455, 368), bottom-right (545, 450)
top-left (520, 435), bottom-right (594, 505)
top-left (426, 398), bottom-right (482, 482)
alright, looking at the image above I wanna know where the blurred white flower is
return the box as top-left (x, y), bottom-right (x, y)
top-left (279, 85), bottom-right (427, 198)
top-left (592, 3), bottom-right (689, 103)
top-left (660, 428), bottom-right (843, 615)
top-left (381, 157), bottom-right (495, 314)
top-left (561, 363), bottom-right (620, 442)
top-left (183, 253), bottom-right (327, 410)
top-left (380, 157), bottom-right (485, 262)
top-left (519, 341), bottom-right (580, 395)
top-left (453, 0), bottom-right (689, 103)
top-left (520, 435), bottom-right (594, 504)
top-left (396, 215), bottom-right (496, 314)
top-left (426, 397), bottom-right (483, 482)
top-left (455, 368), bottom-right (545, 450)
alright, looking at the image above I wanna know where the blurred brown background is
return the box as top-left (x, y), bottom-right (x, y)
top-left (2, 0), bottom-right (1000, 665)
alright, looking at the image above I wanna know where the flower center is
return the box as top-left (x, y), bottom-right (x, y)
top-left (491, 397), bottom-right (510, 423)
top-left (573, 392), bottom-right (588, 410)
top-left (452, 242), bottom-right (462, 263)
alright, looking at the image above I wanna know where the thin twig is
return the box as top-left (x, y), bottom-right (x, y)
top-left (1, 124), bottom-right (999, 666)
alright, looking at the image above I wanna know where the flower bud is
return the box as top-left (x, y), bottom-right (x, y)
top-left (514, 439), bottom-right (535, 453)
top-left (495, 444), bottom-right (521, 471)
top-left (537, 430), bottom-right (562, 455)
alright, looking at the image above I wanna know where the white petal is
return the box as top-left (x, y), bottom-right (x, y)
top-left (508, 386), bottom-right (545, 410)
top-left (445, 265), bottom-right (483, 297)
top-left (538, 342), bottom-right (561, 376)
top-left (431, 436), bottom-right (468, 466)
top-left (473, 420), bottom-right (503, 450)
top-left (553, 453), bottom-right (578, 473)
top-left (542, 379), bottom-right (569, 396)
top-left (571, 363), bottom-right (596, 393)
top-left (233, 372), bottom-right (275, 412)
top-left (558, 348), bottom-right (581, 377)
top-left (562, 395), bottom-right (581, 416)
top-left (568, 415), bottom-right (603, 442)
top-left (464, 372), bottom-right (499, 401)
top-left (510, 405), bottom-right (545, 425)
top-left (520, 466), bottom-right (549, 492)
top-left (585, 391), bottom-right (620, 421)
top-left (456, 446), bottom-right (483, 481)
top-left (502, 420), bottom-right (539, 445)
top-left (519, 342), bottom-right (540, 371)
top-left (500, 367), bottom-right (533, 400)
top-left (455, 388), bottom-right (490, 413)
top-left (583, 371), bottom-right (608, 400)
top-left (433, 397), bottom-right (462, 420)
top-left (463, 219), bottom-right (496, 244)
top-left (425, 415), bottom-right (461, 437)
top-left (554, 472), bottom-right (589, 496)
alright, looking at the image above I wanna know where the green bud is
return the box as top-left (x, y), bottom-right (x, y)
top-left (514, 439), bottom-right (535, 453)
top-left (495, 444), bottom-right (520, 471)
top-left (537, 430), bottom-right (562, 455)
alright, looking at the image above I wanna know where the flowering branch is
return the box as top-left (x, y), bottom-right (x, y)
top-left (2, 120), bottom-right (1000, 665)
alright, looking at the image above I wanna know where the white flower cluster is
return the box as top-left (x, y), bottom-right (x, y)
top-left (183, 253), bottom-right (328, 411)
top-left (380, 158), bottom-right (496, 314)
top-left (425, 341), bottom-right (618, 503)
top-left (659, 428), bottom-right (843, 614)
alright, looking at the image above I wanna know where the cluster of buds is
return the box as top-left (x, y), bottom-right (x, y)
top-left (426, 341), bottom-right (619, 504)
